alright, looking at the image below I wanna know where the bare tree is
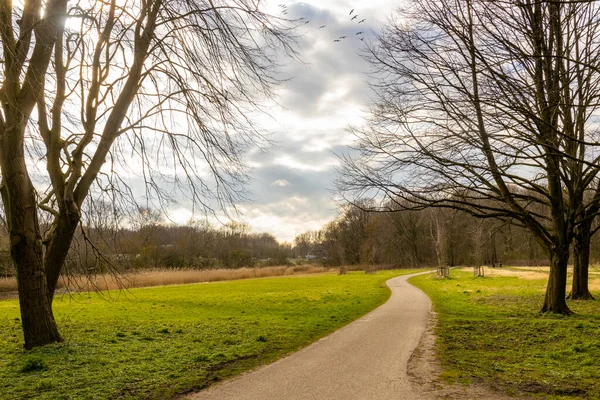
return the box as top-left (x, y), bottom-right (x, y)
top-left (293, 231), bottom-right (313, 258)
top-left (338, 0), bottom-right (600, 314)
top-left (556, 2), bottom-right (600, 300)
top-left (386, 204), bottom-right (425, 267)
top-left (472, 221), bottom-right (486, 268)
top-left (429, 209), bottom-right (447, 269)
top-left (0, 1), bottom-right (297, 348)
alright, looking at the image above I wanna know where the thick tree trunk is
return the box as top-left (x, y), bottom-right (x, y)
top-left (569, 220), bottom-right (594, 300)
top-left (1, 120), bottom-right (63, 348)
top-left (541, 248), bottom-right (572, 315)
top-left (1, 144), bottom-right (63, 347)
top-left (15, 244), bottom-right (62, 349)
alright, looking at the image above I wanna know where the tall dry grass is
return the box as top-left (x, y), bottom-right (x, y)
top-left (0, 265), bottom-right (332, 295)
top-left (0, 277), bottom-right (16, 293)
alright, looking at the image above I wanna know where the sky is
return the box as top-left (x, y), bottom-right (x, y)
top-left (172, 0), bottom-right (399, 243)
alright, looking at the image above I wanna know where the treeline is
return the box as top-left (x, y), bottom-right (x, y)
top-left (0, 209), bottom-right (295, 277)
top-left (294, 202), bottom-right (600, 268)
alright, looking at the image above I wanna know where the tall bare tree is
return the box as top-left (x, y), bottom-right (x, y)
top-left (0, 0), bottom-right (297, 349)
top-left (553, 1), bottom-right (600, 300)
top-left (338, 0), bottom-right (600, 314)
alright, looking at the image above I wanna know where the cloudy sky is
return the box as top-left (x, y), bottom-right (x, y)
top-left (171, 0), bottom-right (398, 242)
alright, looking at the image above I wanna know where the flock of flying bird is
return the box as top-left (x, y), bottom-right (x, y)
top-left (278, 5), bottom-right (367, 43)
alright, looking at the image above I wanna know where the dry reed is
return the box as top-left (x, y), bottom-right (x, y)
top-left (0, 265), bottom-right (332, 295)
top-left (0, 277), bottom-right (16, 293)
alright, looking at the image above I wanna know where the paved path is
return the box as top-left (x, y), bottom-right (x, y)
top-left (186, 272), bottom-right (432, 400)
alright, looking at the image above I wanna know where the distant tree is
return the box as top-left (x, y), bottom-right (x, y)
top-left (429, 209), bottom-right (448, 269)
top-left (472, 221), bottom-right (486, 268)
top-left (338, 0), bottom-right (600, 314)
top-left (294, 231), bottom-right (313, 258)
top-left (387, 207), bottom-right (425, 267)
top-left (337, 204), bottom-right (371, 265)
top-left (0, 1), bottom-right (297, 348)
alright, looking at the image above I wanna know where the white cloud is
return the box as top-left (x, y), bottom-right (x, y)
top-left (271, 179), bottom-right (292, 187)
top-left (243, 200), bottom-right (337, 242)
top-left (273, 155), bottom-right (338, 172)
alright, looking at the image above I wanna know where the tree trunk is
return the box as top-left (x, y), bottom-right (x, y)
top-left (569, 220), bottom-right (594, 300)
top-left (490, 232), bottom-right (498, 264)
top-left (541, 248), bottom-right (572, 314)
top-left (15, 246), bottom-right (63, 349)
top-left (1, 121), bottom-right (63, 348)
top-left (412, 243), bottom-right (419, 268)
top-left (44, 210), bottom-right (80, 303)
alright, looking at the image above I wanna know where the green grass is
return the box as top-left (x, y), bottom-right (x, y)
top-left (0, 269), bottom-right (423, 399)
top-left (410, 268), bottom-right (600, 399)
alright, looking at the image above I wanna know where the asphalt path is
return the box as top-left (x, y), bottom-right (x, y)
top-left (186, 272), bottom-right (432, 400)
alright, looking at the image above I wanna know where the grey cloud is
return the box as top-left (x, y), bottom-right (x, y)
top-left (248, 163), bottom-right (337, 203)
top-left (265, 127), bottom-right (352, 155)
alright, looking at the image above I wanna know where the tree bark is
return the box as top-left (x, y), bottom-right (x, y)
top-left (541, 247), bottom-right (572, 314)
top-left (15, 245), bottom-right (63, 349)
top-left (1, 125), bottom-right (63, 348)
top-left (44, 209), bottom-right (80, 303)
top-left (569, 220), bottom-right (594, 300)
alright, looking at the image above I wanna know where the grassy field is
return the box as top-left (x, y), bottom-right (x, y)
top-left (0, 269), bottom-right (422, 399)
top-left (410, 266), bottom-right (600, 399)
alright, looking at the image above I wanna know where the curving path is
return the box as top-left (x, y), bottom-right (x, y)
top-left (186, 272), bottom-right (432, 400)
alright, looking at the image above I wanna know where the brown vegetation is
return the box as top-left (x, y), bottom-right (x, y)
top-left (0, 265), bottom-right (332, 296)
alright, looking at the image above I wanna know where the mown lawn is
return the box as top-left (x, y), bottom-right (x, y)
top-left (410, 267), bottom-right (600, 399)
top-left (0, 270), bottom-right (422, 399)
